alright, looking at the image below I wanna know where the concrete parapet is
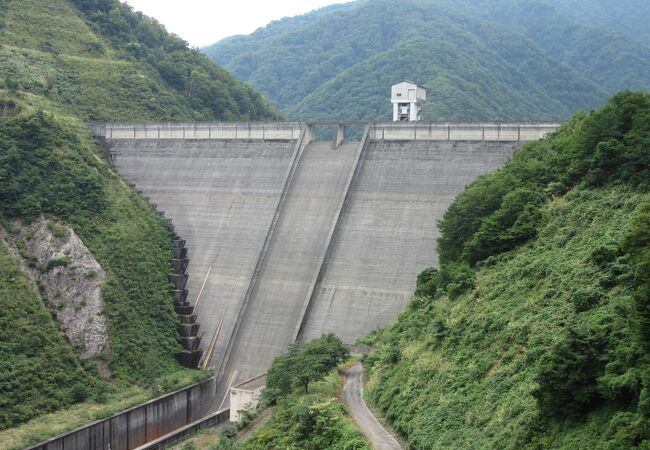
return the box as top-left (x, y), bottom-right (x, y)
top-left (178, 314), bottom-right (197, 325)
top-left (172, 239), bottom-right (186, 249)
top-left (175, 350), bottom-right (202, 368)
top-left (171, 258), bottom-right (189, 274)
top-left (370, 121), bottom-right (561, 141)
top-left (175, 305), bottom-right (194, 316)
top-left (172, 247), bottom-right (188, 259)
top-left (178, 323), bottom-right (199, 337)
top-left (94, 121), bottom-right (561, 143)
top-left (181, 336), bottom-right (201, 351)
top-left (171, 289), bottom-right (188, 303)
top-left (169, 274), bottom-right (188, 291)
top-left (101, 122), bottom-right (302, 141)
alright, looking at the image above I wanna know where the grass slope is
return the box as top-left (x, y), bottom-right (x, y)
top-left (0, 110), bottom-right (187, 430)
top-left (0, 0), bottom-right (280, 122)
top-left (362, 92), bottom-right (650, 448)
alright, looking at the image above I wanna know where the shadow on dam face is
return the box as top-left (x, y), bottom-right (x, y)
top-left (100, 121), bottom-right (560, 408)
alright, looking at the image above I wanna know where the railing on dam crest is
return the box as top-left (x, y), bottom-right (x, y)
top-left (90, 121), bottom-right (562, 142)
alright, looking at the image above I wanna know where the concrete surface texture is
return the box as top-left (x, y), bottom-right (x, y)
top-left (108, 139), bottom-right (298, 376)
top-left (104, 123), bottom-right (527, 410)
top-left (342, 362), bottom-right (402, 450)
top-left (218, 141), bottom-right (362, 398)
top-left (298, 140), bottom-right (519, 343)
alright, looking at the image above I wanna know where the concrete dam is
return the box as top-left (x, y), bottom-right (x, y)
top-left (96, 121), bottom-right (560, 405)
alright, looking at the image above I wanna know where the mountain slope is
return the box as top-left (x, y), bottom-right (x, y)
top-left (362, 92), bottom-right (650, 448)
top-left (441, 0), bottom-right (650, 94)
top-left (0, 235), bottom-right (97, 429)
top-left (0, 0), bottom-right (280, 121)
top-left (540, 0), bottom-right (650, 43)
top-left (204, 0), bottom-right (649, 121)
top-left (0, 0), bottom-right (280, 436)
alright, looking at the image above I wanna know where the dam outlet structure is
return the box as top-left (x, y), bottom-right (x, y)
top-left (94, 120), bottom-right (560, 407)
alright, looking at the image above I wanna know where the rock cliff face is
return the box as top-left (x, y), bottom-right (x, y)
top-left (10, 216), bottom-right (110, 372)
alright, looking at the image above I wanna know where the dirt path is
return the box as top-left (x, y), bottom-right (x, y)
top-left (234, 407), bottom-right (273, 443)
top-left (342, 362), bottom-right (402, 450)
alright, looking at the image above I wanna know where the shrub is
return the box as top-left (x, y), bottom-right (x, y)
top-left (43, 256), bottom-right (71, 272)
top-left (415, 267), bottom-right (439, 298)
top-left (533, 327), bottom-right (609, 418)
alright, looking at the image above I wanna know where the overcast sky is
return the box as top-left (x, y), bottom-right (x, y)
top-left (123, 0), bottom-right (348, 47)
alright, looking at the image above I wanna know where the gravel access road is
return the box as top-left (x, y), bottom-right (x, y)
top-left (342, 362), bottom-right (402, 450)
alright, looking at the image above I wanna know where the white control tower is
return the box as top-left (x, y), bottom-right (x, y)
top-left (391, 81), bottom-right (426, 122)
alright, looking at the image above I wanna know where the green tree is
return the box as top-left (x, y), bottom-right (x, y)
top-left (264, 334), bottom-right (349, 403)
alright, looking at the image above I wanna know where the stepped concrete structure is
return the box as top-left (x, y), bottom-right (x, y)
top-left (96, 120), bottom-right (560, 407)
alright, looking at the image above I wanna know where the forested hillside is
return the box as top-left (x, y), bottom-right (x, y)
top-left (443, 0), bottom-right (650, 94)
top-left (204, 0), bottom-right (650, 121)
top-left (0, 0), bottom-right (279, 442)
top-left (536, 0), bottom-right (650, 43)
top-left (362, 91), bottom-right (650, 448)
top-left (0, 0), bottom-right (280, 121)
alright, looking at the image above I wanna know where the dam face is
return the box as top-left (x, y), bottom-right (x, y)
top-left (99, 121), bottom-right (559, 404)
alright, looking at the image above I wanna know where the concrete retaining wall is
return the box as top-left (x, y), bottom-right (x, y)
top-left (27, 377), bottom-right (217, 450)
top-left (230, 374), bottom-right (266, 422)
top-left (133, 409), bottom-right (230, 450)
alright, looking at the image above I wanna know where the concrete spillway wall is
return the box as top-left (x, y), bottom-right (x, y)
top-left (102, 121), bottom-right (559, 407)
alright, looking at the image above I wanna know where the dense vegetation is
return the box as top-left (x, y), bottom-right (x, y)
top-left (0, 0), bottom-right (278, 434)
top-left (362, 91), bottom-right (650, 448)
top-left (534, 0), bottom-right (650, 43)
top-left (264, 333), bottom-right (350, 402)
top-left (0, 0), bottom-right (279, 121)
top-left (203, 336), bottom-right (367, 450)
top-left (0, 239), bottom-right (101, 428)
top-left (0, 111), bottom-right (183, 428)
top-left (443, 0), bottom-right (650, 95)
top-left (238, 370), bottom-right (369, 450)
top-left (204, 0), bottom-right (650, 121)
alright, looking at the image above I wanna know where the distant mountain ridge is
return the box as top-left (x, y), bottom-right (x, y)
top-left (203, 0), bottom-right (650, 121)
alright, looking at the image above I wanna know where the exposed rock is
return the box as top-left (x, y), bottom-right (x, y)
top-left (9, 215), bottom-right (111, 374)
